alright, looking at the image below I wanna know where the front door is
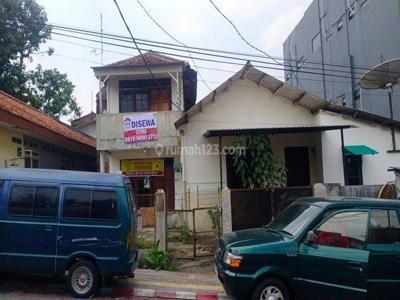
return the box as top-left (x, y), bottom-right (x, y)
top-left (284, 147), bottom-right (310, 186)
top-left (297, 210), bottom-right (370, 300)
top-left (366, 209), bottom-right (400, 300)
top-left (0, 182), bottom-right (59, 274)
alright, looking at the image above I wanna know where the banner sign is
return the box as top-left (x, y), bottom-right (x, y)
top-left (121, 159), bottom-right (164, 177)
top-left (123, 113), bottom-right (158, 144)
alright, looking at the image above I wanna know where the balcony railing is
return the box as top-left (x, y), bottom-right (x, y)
top-left (96, 111), bottom-right (181, 151)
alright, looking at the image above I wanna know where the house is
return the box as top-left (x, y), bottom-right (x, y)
top-left (174, 63), bottom-right (400, 213)
top-left (71, 112), bottom-right (96, 138)
top-left (92, 51), bottom-right (197, 211)
top-left (0, 90), bottom-right (96, 171)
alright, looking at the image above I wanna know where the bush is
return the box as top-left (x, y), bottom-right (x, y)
top-left (143, 240), bottom-right (178, 271)
top-left (137, 236), bottom-right (153, 249)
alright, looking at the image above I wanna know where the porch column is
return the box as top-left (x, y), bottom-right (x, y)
top-left (340, 129), bottom-right (347, 185)
top-left (219, 135), bottom-right (223, 191)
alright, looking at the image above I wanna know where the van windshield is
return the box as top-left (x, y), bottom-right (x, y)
top-left (266, 202), bottom-right (322, 237)
top-left (125, 183), bottom-right (136, 213)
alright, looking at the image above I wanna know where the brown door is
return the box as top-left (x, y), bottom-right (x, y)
top-left (150, 158), bottom-right (175, 210)
top-left (284, 147), bottom-right (311, 187)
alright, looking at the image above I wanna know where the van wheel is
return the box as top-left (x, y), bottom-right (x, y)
top-left (67, 260), bottom-right (99, 298)
top-left (252, 277), bottom-right (290, 300)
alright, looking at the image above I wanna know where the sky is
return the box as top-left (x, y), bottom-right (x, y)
top-left (29, 0), bottom-right (313, 120)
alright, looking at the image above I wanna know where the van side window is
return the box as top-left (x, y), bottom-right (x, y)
top-left (34, 187), bottom-right (59, 217)
top-left (368, 209), bottom-right (400, 244)
top-left (9, 186), bottom-right (35, 216)
top-left (63, 189), bottom-right (118, 220)
top-left (63, 189), bottom-right (91, 219)
top-left (8, 185), bottom-right (59, 217)
top-left (92, 191), bottom-right (118, 220)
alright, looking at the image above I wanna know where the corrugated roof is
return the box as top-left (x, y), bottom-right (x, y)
top-left (0, 90), bottom-right (96, 149)
top-left (175, 63), bottom-right (400, 129)
top-left (98, 51), bottom-right (184, 69)
top-left (71, 112), bottom-right (96, 128)
top-left (204, 125), bottom-right (354, 137)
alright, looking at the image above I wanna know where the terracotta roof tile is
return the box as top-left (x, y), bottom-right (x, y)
top-left (104, 51), bottom-right (184, 68)
top-left (0, 90), bottom-right (96, 148)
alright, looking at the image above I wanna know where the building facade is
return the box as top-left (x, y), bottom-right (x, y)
top-left (71, 112), bottom-right (96, 138)
top-left (283, 0), bottom-right (400, 119)
top-left (93, 51), bottom-right (197, 211)
top-left (0, 91), bottom-right (96, 171)
top-left (175, 64), bottom-right (400, 216)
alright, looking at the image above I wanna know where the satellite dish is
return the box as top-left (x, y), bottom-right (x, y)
top-left (360, 58), bottom-right (400, 90)
top-left (359, 58), bottom-right (400, 151)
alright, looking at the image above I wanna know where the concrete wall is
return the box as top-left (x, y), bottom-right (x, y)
top-left (96, 111), bottom-right (181, 151)
top-left (0, 125), bottom-right (24, 168)
top-left (283, 0), bottom-right (400, 119)
top-left (320, 111), bottom-right (400, 185)
top-left (77, 122), bottom-right (96, 138)
top-left (0, 123), bottom-right (95, 171)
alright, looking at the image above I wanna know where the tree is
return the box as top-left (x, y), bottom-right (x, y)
top-left (0, 0), bottom-right (81, 119)
top-left (29, 65), bottom-right (82, 119)
top-left (232, 135), bottom-right (287, 190)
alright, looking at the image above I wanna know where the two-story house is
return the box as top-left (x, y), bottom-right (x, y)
top-left (93, 51), bottom-right (197, 211)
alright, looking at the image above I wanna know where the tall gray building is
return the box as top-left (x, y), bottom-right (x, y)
top-left (283, 0), bottom-right (400, 120)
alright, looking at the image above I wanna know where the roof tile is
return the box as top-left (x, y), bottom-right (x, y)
top-left (104, 51), bottom-right (184, 68)
top-left (0, 90), bottom-right (96, 148)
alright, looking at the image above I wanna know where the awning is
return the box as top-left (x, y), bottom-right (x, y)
top-left (344, 145), bottom-right (378, 155)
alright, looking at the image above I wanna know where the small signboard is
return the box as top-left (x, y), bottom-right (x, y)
top-left (121, 159), bottom-right (164, 177)
top-left (123, 113), bottom-right (158, 144)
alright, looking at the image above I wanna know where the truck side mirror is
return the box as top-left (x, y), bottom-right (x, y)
top-left (304, 231), bottom-right (316, 245)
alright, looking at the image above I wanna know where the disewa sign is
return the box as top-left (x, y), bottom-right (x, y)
top-left (123, 113), bottom-right (158, 144)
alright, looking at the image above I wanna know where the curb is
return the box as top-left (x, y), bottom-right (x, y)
top-left (103, 287), bottom-right (232, 299)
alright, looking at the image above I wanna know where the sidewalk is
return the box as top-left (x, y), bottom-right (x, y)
top-left (103, 269), bottom-right (231, 299)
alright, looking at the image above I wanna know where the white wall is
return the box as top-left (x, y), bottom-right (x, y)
top-left (320, 111), bottom-right (400, 185)
top-left (77, 122), bottom-right (96, 138)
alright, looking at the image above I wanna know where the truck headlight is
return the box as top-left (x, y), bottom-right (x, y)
top-left (223, 251), bottom-right (243, 268)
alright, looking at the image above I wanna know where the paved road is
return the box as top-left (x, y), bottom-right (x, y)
top-left (0, 270), bottom-right (228, 299)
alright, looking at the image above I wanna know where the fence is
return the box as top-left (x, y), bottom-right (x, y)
top-left (166, 206), bottom-right (221, 259)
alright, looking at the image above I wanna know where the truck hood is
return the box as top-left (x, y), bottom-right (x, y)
top-left (220, 227), bottom-right (285, 250)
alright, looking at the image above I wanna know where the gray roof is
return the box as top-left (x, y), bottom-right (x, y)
top-left (175, 63), bottom-right (400, 129)
top-left (0, 168), bottom-right (126, 187)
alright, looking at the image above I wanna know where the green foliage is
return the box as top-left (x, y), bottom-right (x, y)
top-left (137, 236), bottom-right (153, 249)
top-left (29, 65), bottom-right (81, 119)
top-left (232, 135), bottom-right (287, 190)
top-left (167, 223), bottom-right (192, 244)
top-left (143, 240), bottom-right (178, 271)
top-left (207, 209), bottom-right (221, 232)
top-left (0, 0), bottom-right (81, 119)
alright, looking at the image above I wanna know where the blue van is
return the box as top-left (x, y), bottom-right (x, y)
top-left (0, 168), bottom-right (138, 298)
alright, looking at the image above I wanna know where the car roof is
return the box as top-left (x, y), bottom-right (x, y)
top-left (298, 196), bottom-right (400, 209)
top-left (0, 168), bottom-right (127, 187)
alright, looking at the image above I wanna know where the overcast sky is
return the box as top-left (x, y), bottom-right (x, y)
top-left (29, 0), bottom-right (313, 119)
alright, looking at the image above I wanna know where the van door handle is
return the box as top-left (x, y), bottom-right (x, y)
top-left (44, 225), bottom-right (54, 232)
top-left (349, 261), bottom-right (363, 272)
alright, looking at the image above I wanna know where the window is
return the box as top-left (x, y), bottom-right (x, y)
top-left (135, 93), bottom-right (149, 112)
top-left (8, 186), bottom-right (35, 216)
top-left (312, 33), bottom-right (321, 53)
top-left (63, 189), bottom-right (91, 219)
top-left (314, 211), bottom-right (369, 249)
top-left (0, 180), bottom-right (4, 194)
top-left (91, 191), bottom-right (118, 220)
top-left (12, 137), bottom-right (22, 145)
top-left (63, 189), bottom-right (118, 220)
top-left (120, 92), bottom-right (135, 113)
top-left (34, 187), bottom-right (59, 217)
top-left (345, 154), bottom-right (363, 185)
top-left (8, 185), bottom-right (58, 217)
top-left (368, 210), bottom-right (400, 244)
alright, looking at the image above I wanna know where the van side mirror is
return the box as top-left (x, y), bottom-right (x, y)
top-left (304, 231), bottom-right (316, 245)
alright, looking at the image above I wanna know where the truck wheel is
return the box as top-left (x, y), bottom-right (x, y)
top-left (252, 277), bottom-right (291, 300)
top-left (67, 260), bottom-right (99, 298)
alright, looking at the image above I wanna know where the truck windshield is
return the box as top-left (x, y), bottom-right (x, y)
top-left (266, 202), bottom-right (322, 237)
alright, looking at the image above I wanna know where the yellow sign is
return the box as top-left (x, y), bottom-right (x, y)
top-left (121, 159), bottom-right (164, 177)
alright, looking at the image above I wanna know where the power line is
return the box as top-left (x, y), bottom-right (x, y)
top-left (206, 0), bottom-right (305, 89)
top-left (50, 30), bottom-right (383, 84)
top-left (135, 0), bottom-right (212, 91)
top-left (112, 0), bottom-right (182, 111)
top-left (49, 25), bottom-right (392, 81)
top-left (22, 21), bottom-right (396, 76)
